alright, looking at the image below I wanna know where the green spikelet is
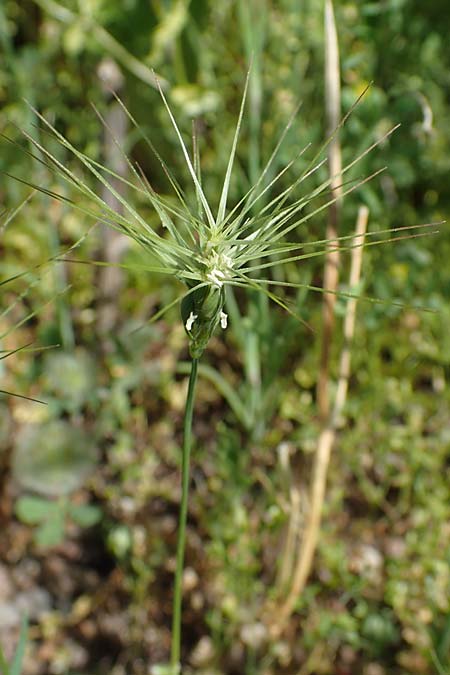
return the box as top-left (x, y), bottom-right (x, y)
top-left (181, 283), bottom-right (226, 358)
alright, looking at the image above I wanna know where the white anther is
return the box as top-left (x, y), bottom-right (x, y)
top-left (220, 311), bottom-right (228, 329)
top-left (206, 268), bottom-right (226, 288)
top-left (185, 311), bottom-right (198, 331)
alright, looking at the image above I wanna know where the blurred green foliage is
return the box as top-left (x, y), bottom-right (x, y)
top-left (15, 494), bottom-right (101, 547)
top-left (1, 1), bottom-right (449, 674)
top-left (12, 418), bottom-right (97, 496)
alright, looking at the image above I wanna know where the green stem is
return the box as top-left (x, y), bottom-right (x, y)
top-left (170, 357), bottom-right (199, 672)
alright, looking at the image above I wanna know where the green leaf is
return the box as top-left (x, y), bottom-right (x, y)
top-left (69, 503), bottom-right (102, 528)
top-left (12, 419), bottom-right (97, 497)
top-left (34, 510), bottom-right (66, 548)
top-left (15, 495), bottom-right (57, 524)
top-left (41, 349), bottom-right (97, 412)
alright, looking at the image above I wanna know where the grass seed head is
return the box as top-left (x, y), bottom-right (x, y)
top-left (9, 73), bottom-right (418, 359)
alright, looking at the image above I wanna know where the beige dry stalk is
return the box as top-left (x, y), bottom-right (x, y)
top-left (96, 61), bottom-right (129, 343)
top-left (271, 205), bottom-right (369, 636)
top-left (317, 0), bottom-right (343, 420)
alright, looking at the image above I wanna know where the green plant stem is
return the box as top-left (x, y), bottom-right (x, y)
top-left (171, 356), bottom-right (199, 672)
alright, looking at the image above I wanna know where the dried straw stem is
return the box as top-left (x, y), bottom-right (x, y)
top-left (317, 0), bottom-right (343, 420)
top-left (97, 65), bottom-right (129, 341)
top-left (272, 205), bottom-right (369, 636)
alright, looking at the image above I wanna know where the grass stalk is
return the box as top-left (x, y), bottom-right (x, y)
top-left (317, 0), bottom-right (343, 420)
top-left (237, 4), bottom-right (269, 437)
top-left (272, 205), bottom-right (369, 635)
top-left (170, 357), bottom-right (199, 672)
top-left (276, 484), bottom-right (301, 593)
top-left (96, 68), bottom-right (129, 343)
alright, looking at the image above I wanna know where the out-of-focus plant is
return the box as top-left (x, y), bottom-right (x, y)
top-left (12, 419), bottom-right (97, 497)
top-left (15, 494), bottom-right (101, 548)
top-left (1, 2), bottom-right (448, 673)
top-left (0, 196), bottom-right (53, 403)
top-left (11, 415), bottom-right (100, 548)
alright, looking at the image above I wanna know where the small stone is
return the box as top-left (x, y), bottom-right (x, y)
top-left (119, 497), bottom-right (136, 516)
top-left (0, 603), bottom-right (21, 628)
top-left (384, 537), bottom-right (406, 559)
top-left (190, 591), bottom-right (204, 611)
top-left (189, 636), bottom-right (215, 667)
top-left (363, 665), bottom-right (386, 675)
top-left (350, 544), bottom-right (383, 582)
top-left (182, 567), bottom-right (199, 592)
top-left (16, 588), bottom-right (51, 620)
top-left (240, 622), bottom-right (267, 649)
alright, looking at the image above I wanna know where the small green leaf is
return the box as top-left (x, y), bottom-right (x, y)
top-left (69, 503), bottom-right (102, 528)
top-left (15, 495), bottom-right (57, 524)
top-left (34, 510), bottom-right (65, 548)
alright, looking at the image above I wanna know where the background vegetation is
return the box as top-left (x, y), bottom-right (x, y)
top-left (1, 1), bottom-right (449, 674)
